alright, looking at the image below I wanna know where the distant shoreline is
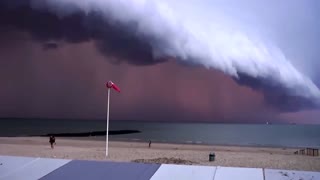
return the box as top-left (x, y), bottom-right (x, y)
top-left (33, 130), bottom-right (141, 137)
top-left (1, 119), bottom-right (319, 149)
top-left (0, 133), bottom-right (315, 149)
top-left (1, 117), bottom-right (314, 125)
top-left (0, 130), bottom-right (140, 138)
top-left (0, 133), bottom-right (319, 149)
top-left (84, 137), bottom-right (313, 149)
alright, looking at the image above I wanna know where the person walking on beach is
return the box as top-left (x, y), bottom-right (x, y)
top-left (148, 140), bottom-right (152, 148)
top-left (49, 136), bottom-right (56, 149)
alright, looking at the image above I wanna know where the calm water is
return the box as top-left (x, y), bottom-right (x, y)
top-left (0, 119), bottom-right (320, 148)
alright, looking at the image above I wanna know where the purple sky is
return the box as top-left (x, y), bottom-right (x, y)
top-left (0, 32), bottom-right (318, 124)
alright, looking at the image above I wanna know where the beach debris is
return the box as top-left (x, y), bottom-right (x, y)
top-left (132, 157), bottom-right (197, 165)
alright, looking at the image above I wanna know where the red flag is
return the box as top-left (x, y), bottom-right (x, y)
top-left (111, 83), bottom-right (121, 92)
top-left (106, 81), bottom-right (120, 92)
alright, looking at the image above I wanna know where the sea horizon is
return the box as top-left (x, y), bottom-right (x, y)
top-left (0, 117), bottom-right (308, 125)
top-left (1, 118), bottom-right (319, 149)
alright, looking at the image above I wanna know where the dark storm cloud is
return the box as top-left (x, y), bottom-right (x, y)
top-left (0, 0), bottom-right (319, 112)
top-left (0, 0), bottom-right (160, 65)
top-left (234, 73), bottom-right (315, 111)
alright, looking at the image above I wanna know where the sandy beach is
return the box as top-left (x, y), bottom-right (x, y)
top-left (0, 137), bottom-right (319, 172)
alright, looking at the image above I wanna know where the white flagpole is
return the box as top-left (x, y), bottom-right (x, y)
top-left (106, 87), bottom-right (111, 157)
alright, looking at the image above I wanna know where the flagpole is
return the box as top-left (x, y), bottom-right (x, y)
top-left (105, 80), bottom-right (120, 158)
top-left (106, 87), bottom-right (111, 158)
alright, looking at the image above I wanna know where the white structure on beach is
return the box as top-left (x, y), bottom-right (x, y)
top-left (1, 155), bottom-right (320, 180)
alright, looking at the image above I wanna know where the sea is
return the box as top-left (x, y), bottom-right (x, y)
top-left (0, 118), bottom-right (320, 148)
